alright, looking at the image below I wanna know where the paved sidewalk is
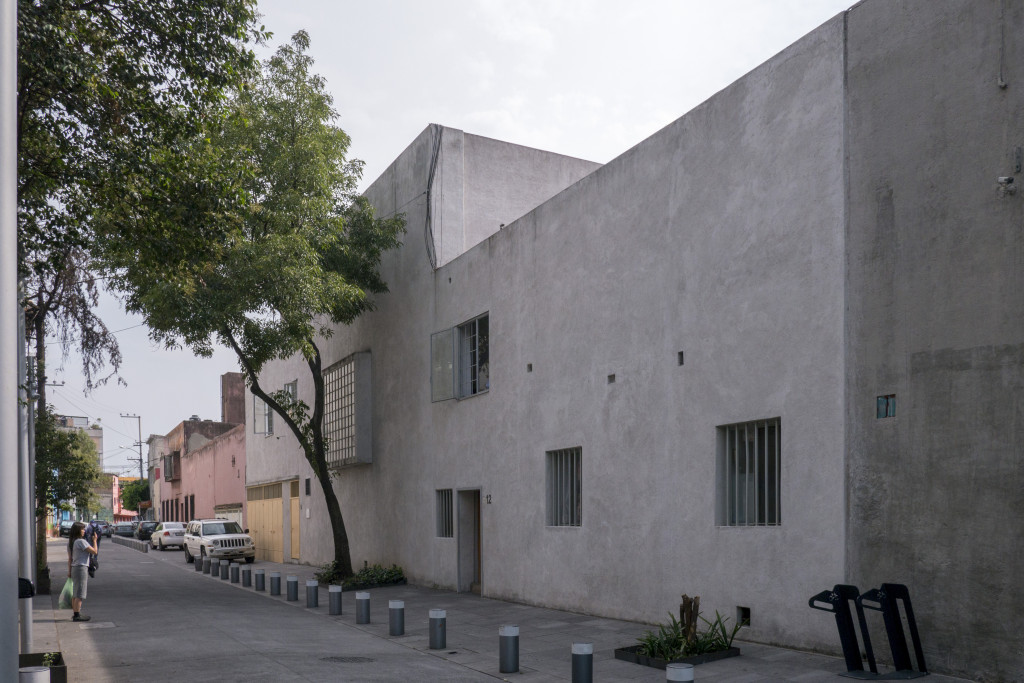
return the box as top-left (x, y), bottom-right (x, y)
top-left (26, 539), bottom-right (975, 682)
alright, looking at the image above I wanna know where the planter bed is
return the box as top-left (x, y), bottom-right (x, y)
top-left (614, 644), bottom-right (740, 669)
top-left (20, 652), bottom-right (67, 683)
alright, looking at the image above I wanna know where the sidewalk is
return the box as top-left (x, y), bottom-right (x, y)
top-left (28, 539), bottom-right (975, 682)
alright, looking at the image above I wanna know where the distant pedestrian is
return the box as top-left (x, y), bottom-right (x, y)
top-left (67, 521), bottom-right (99, 622)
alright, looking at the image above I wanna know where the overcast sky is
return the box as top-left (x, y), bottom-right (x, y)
top-left (48, 0), bottom-right (852, 475)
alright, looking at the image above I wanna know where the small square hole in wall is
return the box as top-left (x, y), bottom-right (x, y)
top-left (737, 606), bottom-right (751, 628)
top-left (527, 363), bottom-right (533, 373)
top-left (876, 394), bottom-right (896, 419)
top-left (607, 374), bottom-right (616, 384)
top-left (677, 351), bottom-right (685, 366)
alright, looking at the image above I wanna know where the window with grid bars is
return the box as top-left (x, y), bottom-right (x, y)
top-left (716, 418), bottom-right (781, 526)
top-left (436, 489), bottom-right (453, 537)
top-left (546, 448), bottom-right (582, 527)
top-left (324, 357), bottom-right (356, 467)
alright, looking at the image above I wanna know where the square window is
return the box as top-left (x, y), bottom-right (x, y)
top-left (436, 489), bottom-right (454, 538)
top-left (546, 447), bottom-right (582, 527)
top-left (716, 419), bottom-right (781, 526)
top-left (431, 313), bottom-right (489, 401)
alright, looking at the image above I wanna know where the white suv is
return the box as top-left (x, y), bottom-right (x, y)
top-left (183, 518), bottom-right (256, 564)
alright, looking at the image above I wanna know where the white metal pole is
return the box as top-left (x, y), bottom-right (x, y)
top-left (2, 0), bottom-right (23, 675)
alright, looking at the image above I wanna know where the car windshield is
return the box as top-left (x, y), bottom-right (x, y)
top-left (141, 522), bottom-right (157, 530)
top-left (203, 522), bottom-right (242, 535)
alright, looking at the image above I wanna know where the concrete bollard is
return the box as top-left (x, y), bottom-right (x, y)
top-left (499, 625), bottom-right (519, 674)
top-left (429, 609), bottom-right (447, 649)
top-left (230, 564), bottom-right (240, 583)
top-left (355, 592), bottom-right (370, 624)
top-left (306, 580), bottom-right (319, 608)
top-left (194, 556), bottom-right (204, 572)
top-left (389, 600), bottom-right (405, 636)
top-left (329, 585), bottom-right (343, 615)
top-left (666, 662), bottom-right (695, 682)
top-left (254, 569), bottom-right (265, 592)
top-left (18, 666), bottom-right (49, 682)
top-left (202, 556), bottom-right (212, 574)
top-left (241, 566), bottom-right (251, 587)
top-left (270, 571), bottom-right (281, 596)
top-left (571, 642), bottom-right (594, 683)
top-left (286, 575), bottom-right (299, 601)
top-left (220, 560), bottom-right (230, 580)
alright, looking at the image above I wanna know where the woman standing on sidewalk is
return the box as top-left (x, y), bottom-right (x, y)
top-left (67, 521), bottom-right (98, 622)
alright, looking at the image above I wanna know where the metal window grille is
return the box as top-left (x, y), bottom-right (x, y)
top-left (436, 489), bottom-right (454, 537)
top-left (718, 418), bottom-right (781, 526)
top-left (546, 448), bottom-right (582, 527)
top-left (246, 483), bottom-right (282, 502)
top-left (324, 357), bottom-right (357, 467)
top-left (458, 315), bottom-right (489, 398)
top-left (290, 480), bottom-right (299, 498)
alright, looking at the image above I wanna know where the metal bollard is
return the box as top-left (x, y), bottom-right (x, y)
top-left (270, 571), bottom-right (281, 595)
top-left (254, 569), bottom-right (265, 592)
top-left (220, 560), bottom-right (230, 580)
top-left (499, 625), bottom-right (519, 674)
top-left (572, 642), bottom-right (594, 683)
top-left (241, 566), bottom-right (251, 587)
top-left (18, 665), bottom-right (49, 682)
top-left (194, 556), bottom-right (204, 572)
top-left (329, 585), bottom-right (343, 615)
top-left (389, 600), bottom-right (405, 636)
top-left (355, 591), bottom-right (370, 624)
top-left (429, 609), bottom-right (447, 649)
top-left (306, 580), bottom-right (319, 608)
top-left (286, 575), bottom-right (298, 601)
top-left (202, 556), bottom-right (212, 574)
top-left (230, 564), bottom-right (240, 583)
top-left (666, 662), bottom-right (695, 682)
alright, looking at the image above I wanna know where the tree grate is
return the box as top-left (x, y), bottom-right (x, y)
top-left (321, 656), bottom-right (375, 664)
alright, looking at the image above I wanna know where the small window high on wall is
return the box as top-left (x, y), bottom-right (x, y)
top-left (431, 313), bottom-right (489, 401)
top-left (716, 418), bottom-right (781, 527)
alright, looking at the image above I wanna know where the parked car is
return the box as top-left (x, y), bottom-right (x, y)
top-left (112, 522), bottom-right (135, 537)
top-left (150, 521), bottom-right (186, 550)
top-left (58, 520), bottom-right (74, 537)
top-left (135, 521), bottom-right (158, 541)
top-left (183, 519), bottom-right (255, 564)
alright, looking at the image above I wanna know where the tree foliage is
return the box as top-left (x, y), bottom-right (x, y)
top-left (99, 32), bottom-right (406, 576)
top-left (119, 479), bottom-right (149, 513)
top-left (34, 407), bottom-right (102, 516)
top-left (17, 0), bottom-right (268, 403)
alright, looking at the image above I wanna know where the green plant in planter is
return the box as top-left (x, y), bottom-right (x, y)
top-left (637, 610), bottom-right (742, 660)
top-left (314, 561), bottom-right (405, 587)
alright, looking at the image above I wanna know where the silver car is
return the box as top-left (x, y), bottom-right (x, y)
top-left (150, 521), bottom-right (187, 550)
top-left (183, 519), bottom-right (256, 564)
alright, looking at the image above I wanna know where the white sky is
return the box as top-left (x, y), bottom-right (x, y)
top-left (48, 0), bottom-right (852, 475)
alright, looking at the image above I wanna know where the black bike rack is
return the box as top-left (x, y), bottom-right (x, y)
top-left (810, 583), bottom-right (928, 679)
top-left (809, 584), bottom-right (878, 677)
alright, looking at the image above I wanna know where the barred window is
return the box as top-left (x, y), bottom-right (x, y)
top-left (546, 447), bottom-right (582, 527)
top-left (431, 313), bottom-right (489, 402)
top-left (324, 357), bottom-right (357, 467)
top-left (436, 489), bottom-right (453, 538)
top-left (717, 418), bottom-right (781, 526)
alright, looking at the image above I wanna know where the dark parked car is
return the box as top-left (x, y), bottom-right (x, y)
top-left (135, 521), bottom-right (159, 541)
top-left (58, 520), bottom-right (74, 537)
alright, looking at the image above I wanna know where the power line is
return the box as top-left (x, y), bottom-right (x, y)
top-left (44, 322), bottom-right (146, 347)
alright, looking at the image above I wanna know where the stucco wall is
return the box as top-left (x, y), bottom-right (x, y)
top-left (844, 1), bottom-right (1024, 679)
top-left (181, 424), bottom-right (246, 523)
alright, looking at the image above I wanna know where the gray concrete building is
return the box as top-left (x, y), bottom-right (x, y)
top-left (246, 1), bottom-right (1022, 679)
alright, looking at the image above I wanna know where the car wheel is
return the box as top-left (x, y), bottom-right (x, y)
top-left (158, 540), bottom-right (165, 551)
top-left (245, 556), bottom-right (255, 564)
top-left (184, 546), bottom-right (193, 563)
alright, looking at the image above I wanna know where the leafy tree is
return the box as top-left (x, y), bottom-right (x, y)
top-left (119, 479), bottom-right (149, 514)
top-left (34, 407), bottom-right (102, 575)
top-left (17, 0), bottom-right (268, 410)
top-left (99, 32), bottom-right (406, 577)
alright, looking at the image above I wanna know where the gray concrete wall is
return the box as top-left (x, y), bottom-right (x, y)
top-left (844, 1), bottom-right (1024, 679)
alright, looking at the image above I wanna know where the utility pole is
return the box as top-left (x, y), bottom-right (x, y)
top-left (2, 0), bottom-right (22, 675)
top-left (120, 413), bottom-right (144, 481)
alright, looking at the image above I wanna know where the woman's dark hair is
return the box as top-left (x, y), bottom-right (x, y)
top-left (68, 521), bottom-right (86, 552)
